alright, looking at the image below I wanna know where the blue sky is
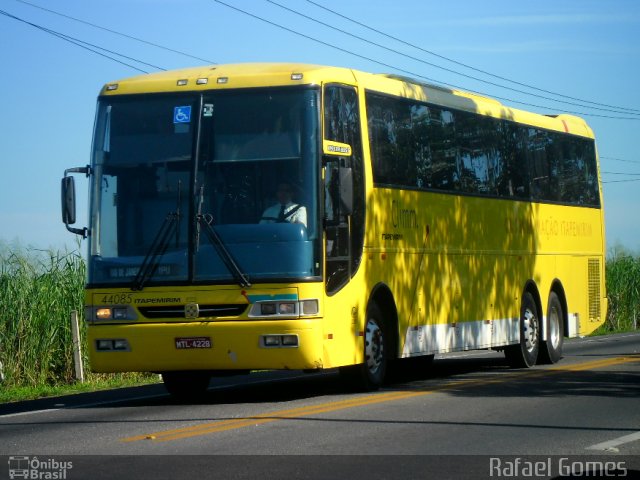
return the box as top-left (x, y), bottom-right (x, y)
top-left (0, 0), bottom-right (639, 253)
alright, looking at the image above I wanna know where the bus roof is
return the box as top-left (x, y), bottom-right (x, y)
top-left (100, 62), bottom-right (594, 139)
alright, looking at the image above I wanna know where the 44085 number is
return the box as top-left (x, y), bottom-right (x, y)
top-left (100, 293), bottom-right (133, 304)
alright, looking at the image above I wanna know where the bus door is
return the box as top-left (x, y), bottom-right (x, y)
top-left (322, 84), bottom-right (365, 294)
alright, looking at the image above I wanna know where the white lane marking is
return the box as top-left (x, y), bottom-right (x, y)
top-left (0, 393), bottom-right (165, 419)
top-left (0, 408), bottom-right (63, 419)
top-left (586, 431), bottom-right (640, 452)
top-left (0, 372), bottom-right (322, 419)
top-left (576, 333), bottom-right (640, 344)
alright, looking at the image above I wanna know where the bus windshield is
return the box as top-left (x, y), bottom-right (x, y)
top-left (87, 88), bottom-right (321, 286)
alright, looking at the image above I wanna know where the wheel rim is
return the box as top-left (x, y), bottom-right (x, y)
top-left (548, 306), bottom-right (561, 349)
top-left (523, 308), bottom-right (539, 352)
top-left (365, 318), bottom-right (384, 375)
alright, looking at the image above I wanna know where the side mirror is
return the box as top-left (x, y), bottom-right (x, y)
top-left (339, 167), bottom-right (353, 216)
top-left (61, 176), bottom-right (76, 225)
top-left (324, 163), bottom-right (354, 225)
top-left (61, 166), bottom-right (90, 238)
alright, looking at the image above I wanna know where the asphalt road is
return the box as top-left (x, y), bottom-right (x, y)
top-left (1, 333), bottom-right (639, 479)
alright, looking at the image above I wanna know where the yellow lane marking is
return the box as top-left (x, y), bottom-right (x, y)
top-left (122, 390), bottom-right (424, 443)
top-left (549, 355), bottom-right (638, 372)
top-left (122, 355), bottom-right (640, 443)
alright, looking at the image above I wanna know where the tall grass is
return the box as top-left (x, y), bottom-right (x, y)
top-left (0, 245), bottom-right (153, 398)
top-left (0, 246), bottom-right (85, 387)
top-left (604, 247), bottom-right (640, 332)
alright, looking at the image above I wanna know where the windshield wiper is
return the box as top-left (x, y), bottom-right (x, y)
top-left (131, 211), bottom-right (180, 291)
top-left (131, 181), bottom-right (182, 291)
top-left (196, 186), bottom-right (251, 288)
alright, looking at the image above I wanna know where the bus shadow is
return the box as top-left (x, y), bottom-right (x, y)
top-left (3, 352), bottom-right (637, 415)
top-left (386, 355), bottom-right (640, 400)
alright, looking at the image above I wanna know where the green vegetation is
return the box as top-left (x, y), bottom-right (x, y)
top-left (597, 246), bottom-right (640, 334)
top-left (0, 374), bottom-right (157, 404)
top-left (0, 244), bottom-right (154, 403)
top-left (0, 245), bottom-right (84, 387)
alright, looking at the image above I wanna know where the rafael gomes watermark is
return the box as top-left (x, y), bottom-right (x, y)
top-left (490, 457), bottom-right (628, 478)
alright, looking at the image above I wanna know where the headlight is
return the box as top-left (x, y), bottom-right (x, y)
top-left (113, 307), bottom-right (129, 320)
top-left (96, 308), bottom-right (112, 320)
top-left (89, 305), bottom-right (137, 321)
top-left (260, 303), bottom-right (277, 315)
top-left (278, 302), bottom-right (296, 315)
top-left (249, 299), bottom-right (319, 319)
top-left (300, 300), bottom-right (319, 315)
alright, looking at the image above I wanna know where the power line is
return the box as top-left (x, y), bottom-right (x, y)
top-left (305, 0), bottom-right (640, 115)
top-left (602, 171), bottom-right (640, 176)
top-left (601, 165), bottom-right (640, 183)
top-left (602, 178), bottom-right (640, 184)
top-left (12, 0), bottom-right (636, 120)
top-left (0, 9), bottom-right (162, 73)
top-left (13, 0), bottom-right (216, 65)
top-left (601, 156), bottom-right (640, 165)
top-left (6, 0), bottom-right (638, 188)
top-left (5, 2), bottom-right (638, 189)
top-left (212, 0), bottom-right (639, 121)
top-left (268, 0), bottom-right (640, 117)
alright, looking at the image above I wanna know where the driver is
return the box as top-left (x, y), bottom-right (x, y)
top-left (260, 181), bottom-right (307, 227)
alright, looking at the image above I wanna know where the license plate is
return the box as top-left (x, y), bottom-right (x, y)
top-left (175, 337), bottom-right (212, 349)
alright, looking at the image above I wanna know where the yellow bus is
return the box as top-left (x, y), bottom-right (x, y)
top-left (61, 63), bottom-right (606, 396)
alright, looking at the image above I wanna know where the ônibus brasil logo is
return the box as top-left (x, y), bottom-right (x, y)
top-left (8, 456), bottom-right (72, 479)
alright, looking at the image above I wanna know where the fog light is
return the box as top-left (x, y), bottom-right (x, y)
top-left (261, 303), bottom-right (277, 315)
top-left (279, 302), bottom-right (296, 315)
top-left (113, 339), bottom-right (130, 351)
top-left (96, 339), bottom-right (113, 351)
top-left (281, 335), bottom-right (298, 346)
top-left (96, 308), bottom-right (112, 320)
top-left (263, 335), bottom-right (280, 347)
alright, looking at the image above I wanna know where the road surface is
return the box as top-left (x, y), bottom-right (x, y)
top-left (1, 332), bottom-right (639, 479)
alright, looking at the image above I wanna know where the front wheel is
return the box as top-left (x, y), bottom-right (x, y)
top-left (538, 292), bottom-right (564, 364)
top-left (504, 292), bottom-right (540, 368)
top-left (340, 303), bottom-right (388, 391)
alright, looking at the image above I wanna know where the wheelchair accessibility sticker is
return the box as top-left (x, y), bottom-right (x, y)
top-left (174, 106), bottom-right (192, 124)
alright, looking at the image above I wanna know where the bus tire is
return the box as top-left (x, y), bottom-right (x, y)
top-left (538, 292), bottom-right (564, 364)
top-left (340, 302), bottom-right (387, 390)
top-left (161, 371), bottom-right (211, 400)
top-left (504, 292), bottom-right (540, 368)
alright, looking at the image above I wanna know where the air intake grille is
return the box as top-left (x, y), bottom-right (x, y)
top-left (588, 258), bottom-right (601, 322)
top-left (139, 304), bottom-right (248, 319)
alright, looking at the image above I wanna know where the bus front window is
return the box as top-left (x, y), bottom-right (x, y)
top-left (88, 97), bottom-right (193, 285)
top-left (87, 88), bottom-right (321, 287)
top-left (193, 89), bottom-right (320, 283)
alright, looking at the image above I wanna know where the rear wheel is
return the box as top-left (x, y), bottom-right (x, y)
top-left (161, 371), bottom-right (211, 400)
top-left (340, 303), bottom-right (388, 391)
top-left (538, 292), bottom-right (564, 364)
top-left (505, 292), bottom-right (540, 368)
